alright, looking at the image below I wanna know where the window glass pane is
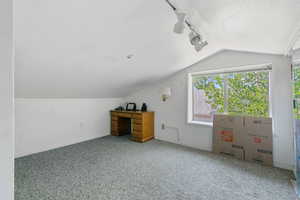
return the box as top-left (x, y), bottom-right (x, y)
top-left (192, 75), bottom-right (225, 122)
top-left (227, 71), bottom-right (269, 117)
top-left (191, 70), bottom-right (270, 123)
top-left (294, 67), bottom-right (300, 120)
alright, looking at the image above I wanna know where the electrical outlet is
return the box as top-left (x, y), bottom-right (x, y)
top-left (161, 123), bottom-right (165, 130)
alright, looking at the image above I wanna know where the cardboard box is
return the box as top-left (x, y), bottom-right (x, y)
top-left (213, 114), bottom-right (245, 160)
top-left (243, 116), bottom-right (273, 166)
top-left (213, 115), bottom-right (273, 166)
top-left (214, 144), bottom-right (245, 160)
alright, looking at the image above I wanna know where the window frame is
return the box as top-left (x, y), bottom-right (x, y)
top-left (187, 63), bottom-right (272, 127)
top-left (293, 60), bottom-right (300, 120)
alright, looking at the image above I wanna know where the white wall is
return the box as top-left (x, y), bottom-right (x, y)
top-left (15, 98), bottom-right (121, 158)
top-left (294, 49), bottom-right (300, 60)
top-left (0, 0), bottom-right (14, 198)
top-left (125, 50), bottom-right (294, 170)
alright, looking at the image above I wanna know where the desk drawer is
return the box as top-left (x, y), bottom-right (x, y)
top-left (133, 124), bottom-right (143, 131)
top-left (117, 113), bottom-right (132, 118)
top-left (132, 131), bottom-right (142, 138)
top-left (111, 112), bottom-right (118, 117)
top-left (133, 119), bottom-right (142, 125)
top-left (132, 114), bottom-right (142, 119)
top-left (111, 116), bottom-right (118, 121)
top-left (111, 121), bottom-right (118, 127)
top-left (111, 126), bottom-right (118, 132)
top-left (111, 130), bottom-right (118, 136)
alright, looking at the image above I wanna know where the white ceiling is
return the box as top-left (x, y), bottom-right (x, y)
top-left (15, 0), bottom-right (300, 98)
top-left (294, 50), bottom-right (300, 61)
top-left (294, 39), bottom-right (300, 50)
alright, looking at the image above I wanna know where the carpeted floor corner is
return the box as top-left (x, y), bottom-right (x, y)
top-left (15, 135), bottom-right (296, 200)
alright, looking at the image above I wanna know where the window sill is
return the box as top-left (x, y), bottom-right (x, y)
top-left (188, 121), bottom-right (213, 127)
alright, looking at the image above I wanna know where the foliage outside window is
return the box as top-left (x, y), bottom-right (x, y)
top-left (192, 70), bottom-right (270, 123)
top-left (294, 66), bottom-right (300, 120)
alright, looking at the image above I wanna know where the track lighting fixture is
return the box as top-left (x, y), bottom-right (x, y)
top-left (189, 31), bottom-right (201, 45)
top-left (194, 41), bottom-right (208, 52)
top-left (173, 11), bottom-right (186, 34)
top-left (165, 0), bottom-right (208, 52)
top-left (189, 31), bottom-right (208, 51)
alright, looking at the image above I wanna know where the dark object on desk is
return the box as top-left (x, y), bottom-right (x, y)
top-left (126, 103), bottom-right (136, 111)
top-left (141, 103), bottom-right (147, 112)
top-left (114, 106), bottom-right (124, 111)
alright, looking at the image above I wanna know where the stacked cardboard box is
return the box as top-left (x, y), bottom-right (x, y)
top-left (243, 116), bottom-right (273, 166)
top-left (213, 114), bottom-right (273, 166)
top-left (213, 114), bottom-right (245, 160)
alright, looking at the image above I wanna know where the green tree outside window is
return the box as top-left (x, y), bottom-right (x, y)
top-left (193, 70), bottom-right (270, 119)
top-left (294, 67), bottom-right (300, 120)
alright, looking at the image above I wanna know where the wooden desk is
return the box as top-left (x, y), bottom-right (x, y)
top-left (111, 111), bottom-right (154, 142)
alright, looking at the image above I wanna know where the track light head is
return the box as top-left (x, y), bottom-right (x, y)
top-left (194, 41), bottom-right (208, 52)
top-left (173, 11), bottom-right (186, 34)
top-left (189, 31), bottom-right (208, 51)
top-left (189, 31), bottom-right (201, 45)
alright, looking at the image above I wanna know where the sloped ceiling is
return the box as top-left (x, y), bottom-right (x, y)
top-left (294, 39), bottom-right (300, 51)
top-left (15, 0), bottom-right (300, 98)
top-left (294, 48), bottom-right (300, 60)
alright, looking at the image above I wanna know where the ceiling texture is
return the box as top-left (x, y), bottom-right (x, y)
top-left (15, 0), bottom-right (300, 98)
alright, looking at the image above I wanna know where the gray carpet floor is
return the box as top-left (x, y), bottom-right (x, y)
top-left (15, 136), bottom-right (296, 200)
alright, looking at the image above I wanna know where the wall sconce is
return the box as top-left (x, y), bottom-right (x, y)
top-left (161, 87), bottom-right (171, 102)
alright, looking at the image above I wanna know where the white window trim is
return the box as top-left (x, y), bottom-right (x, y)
top-left (188, 120), bottom-right (213, 127)
top-left (187, 63), bottom-right (272, 126)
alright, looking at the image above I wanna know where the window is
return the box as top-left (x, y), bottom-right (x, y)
top-left (293, 63), bottom-right (300, 120)
top-left (188, 65), bottom-right (271, 125)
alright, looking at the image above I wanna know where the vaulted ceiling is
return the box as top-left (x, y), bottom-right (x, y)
top-left (294, 39), bottom-right (300, 51)
top-left (15, 0), bottom-right (300, 98)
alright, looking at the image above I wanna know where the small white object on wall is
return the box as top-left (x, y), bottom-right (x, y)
top-left (161, 87), bottom-right (172, 102)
